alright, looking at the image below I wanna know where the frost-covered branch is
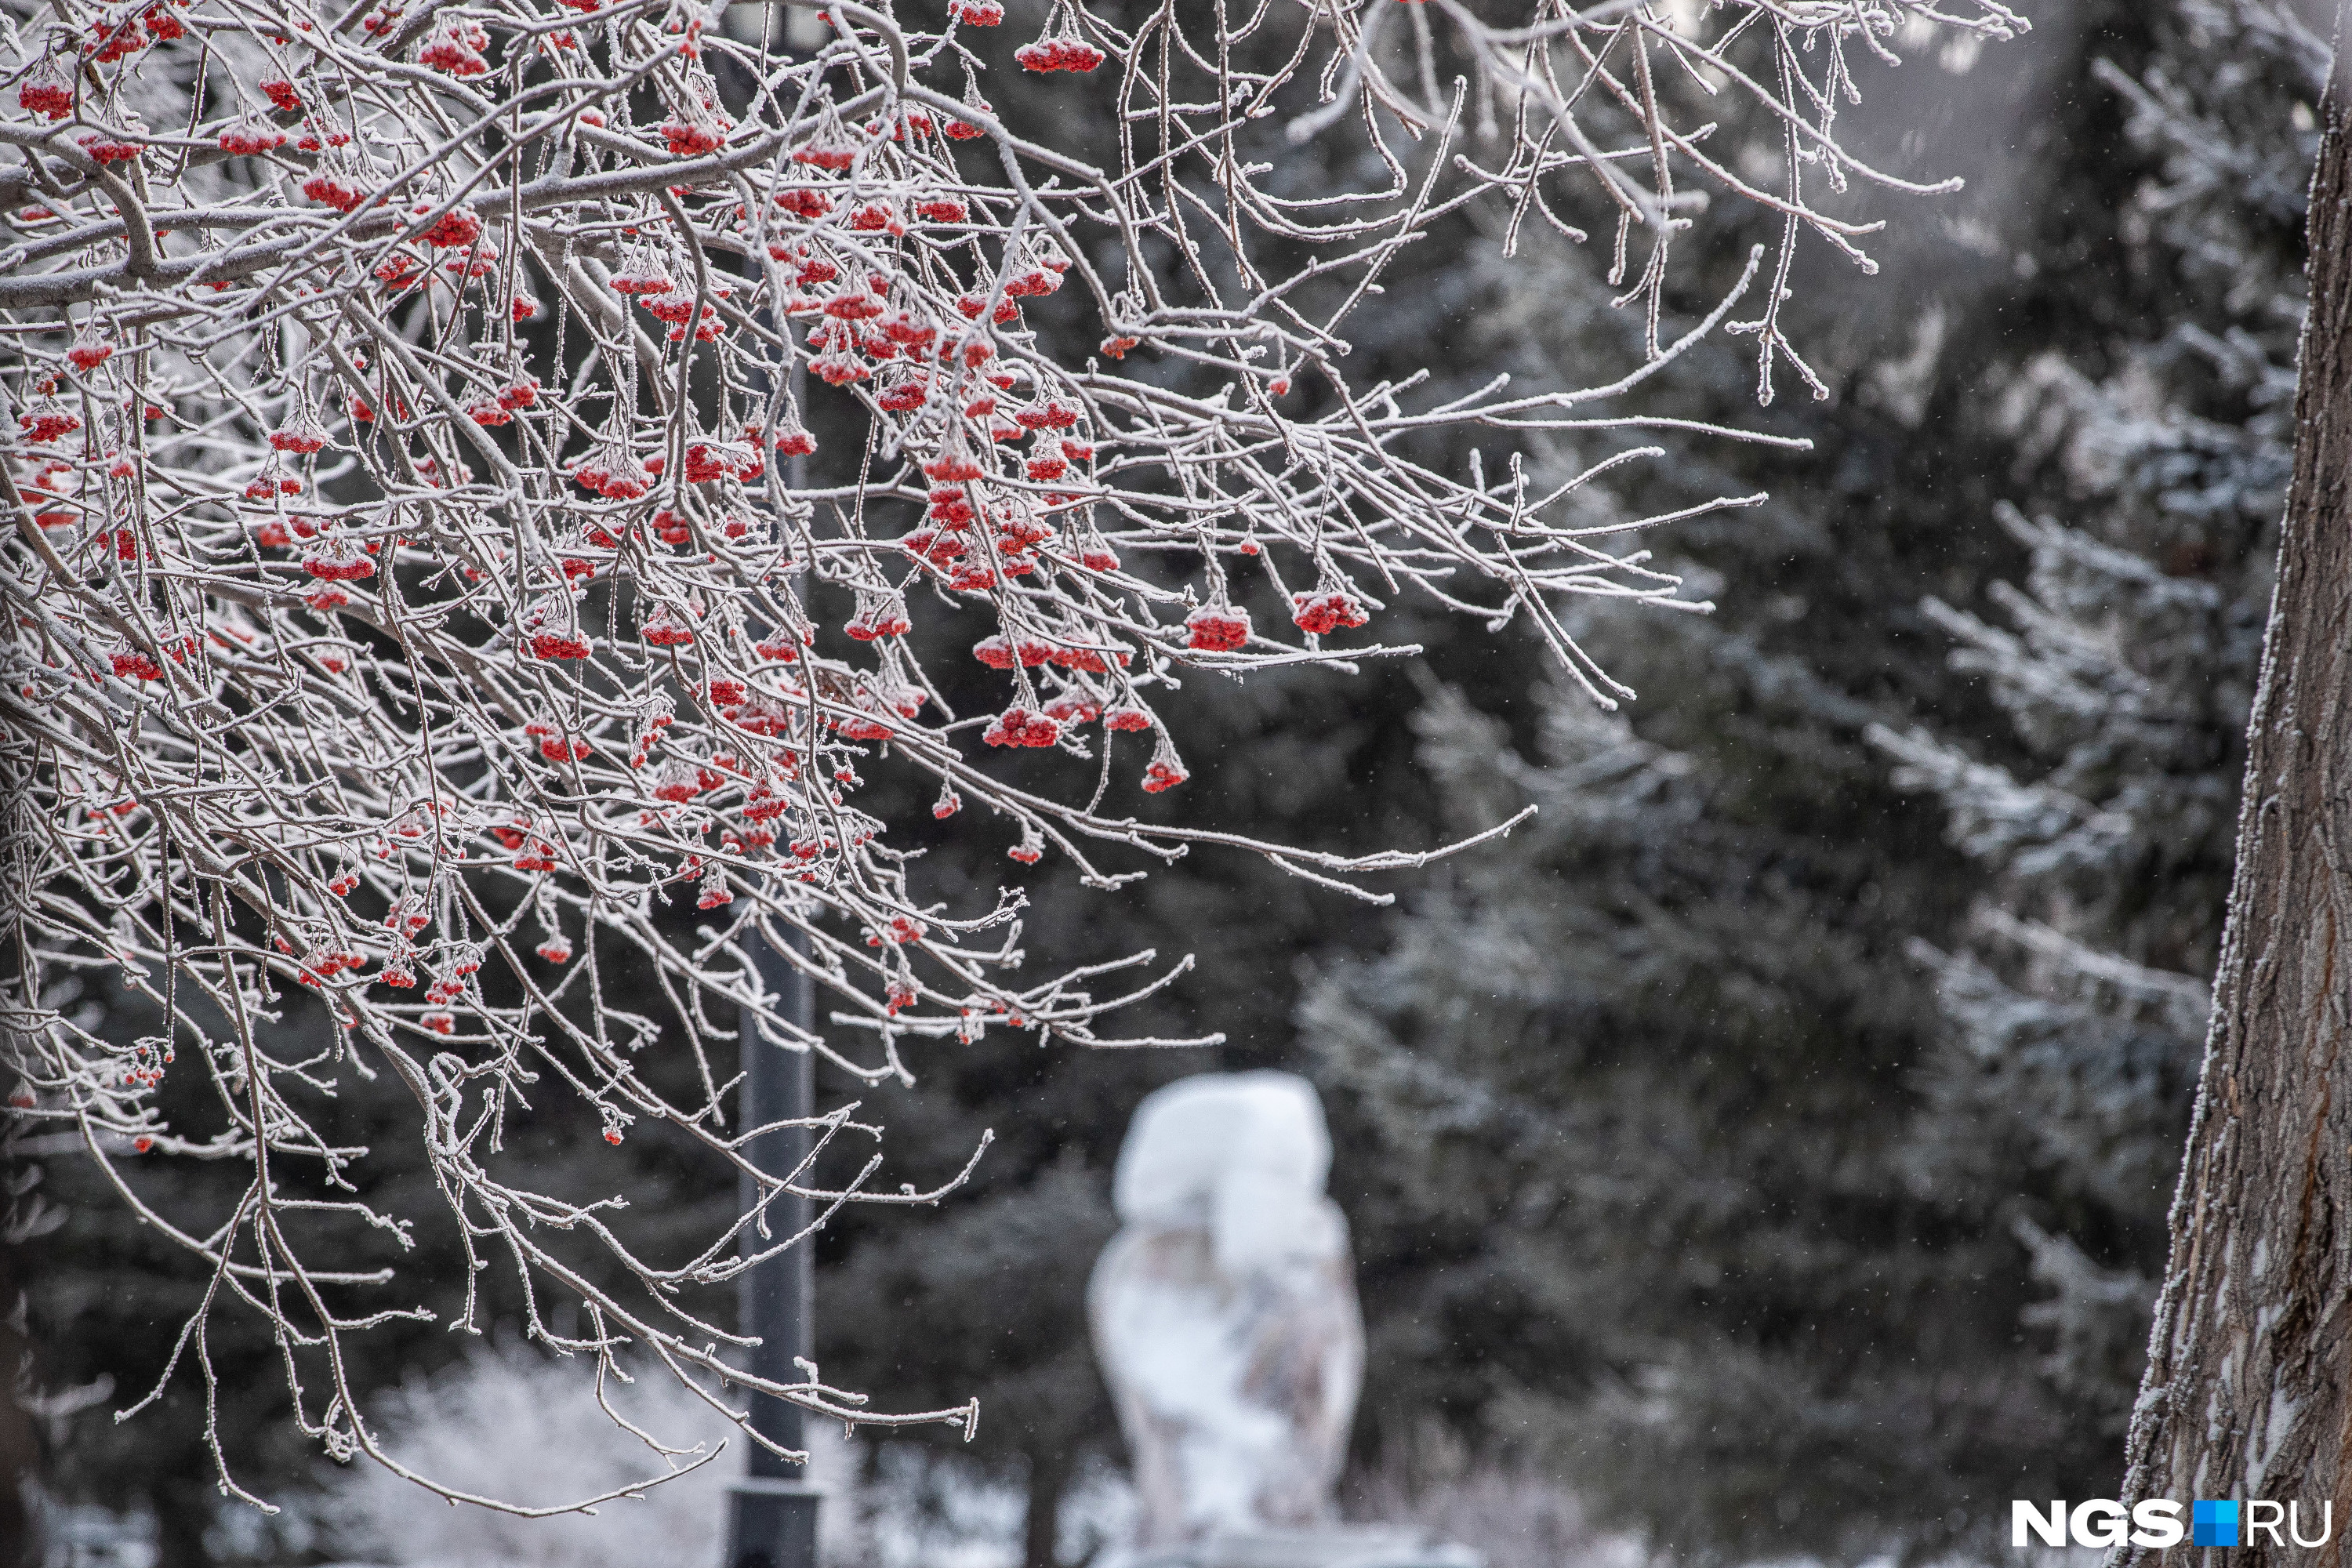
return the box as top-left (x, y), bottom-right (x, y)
top-left (0, 0), bottom-right (2014, 1510)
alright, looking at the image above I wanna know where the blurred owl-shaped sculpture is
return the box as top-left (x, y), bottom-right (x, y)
top-left (1089, 1072), bottom-right (1366, 1552)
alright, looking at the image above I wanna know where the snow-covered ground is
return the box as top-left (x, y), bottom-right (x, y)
top-left (322, 1343), bottom-right (1123, 1568)
top-left (314, 1341), bottom-right (1131, 1568)
top-left (28, 1343), bottom-right (1636, 1568)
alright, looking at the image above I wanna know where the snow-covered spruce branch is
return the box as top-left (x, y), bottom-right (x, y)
top-left (0, 0), bottom-right (2016, 1512)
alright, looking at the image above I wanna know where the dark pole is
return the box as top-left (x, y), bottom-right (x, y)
top-left (724, 920), bottom-right (819, 1568)
top-left (725, 184), bottom-right (820, 1562)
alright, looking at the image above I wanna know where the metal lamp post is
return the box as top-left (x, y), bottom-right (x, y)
top-left (724, 459), bottom-right (818, 1566)
top-left (724, 923), bottom-right (820, 1568)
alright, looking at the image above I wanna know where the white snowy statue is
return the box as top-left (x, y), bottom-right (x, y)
top-left (1090, 1072), bottom-right (1367, 1553)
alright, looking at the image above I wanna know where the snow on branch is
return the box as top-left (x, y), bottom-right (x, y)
top-left (0, 0), bottom-right (2016, 1508)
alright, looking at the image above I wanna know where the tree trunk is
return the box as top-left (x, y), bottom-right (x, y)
top-left (2114, 14), bottom-right (2352, 1565)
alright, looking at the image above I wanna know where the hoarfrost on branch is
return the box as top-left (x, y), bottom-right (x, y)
top-left (0, 0), bottom-right (2021, 1508)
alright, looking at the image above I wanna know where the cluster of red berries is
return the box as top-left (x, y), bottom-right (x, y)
top-left (418, 21), bottom-right (489, 75)
top-left (1015, 34), bottom-right (1105, 72)
top-left (569, 448), bottom-right (655, 499)
top-left (1184, 606), bottom-right (1251, 652)
top-left (898, 524), bottom-right (967, 567)
top-left (652, 759), bottom-right (714, 802)
top-left (78, 129), bottom-right (143, 164)
top-left (303, 169), bottom-right (369, 212)
top-left (528, 631), bottom-right (590, 661)
top-left (983, 706), bottom-right (1062, 749)
top-left (777, 187), bottom-right (833, 220)
top-left (1005, 260), bottom-right (1069, 298)
top-left (641, 604), bottom-right (696, 648)
top-left (91, 7), bottom-right (180, 65)
top-left (90, 23), bottom-right (142, 64)
top-left (1291, 590), bottom-right (1370, 635)
top-left (302, 540), bottom-right (376, 582)
top-left (742, 780), bottom-right (789, 824)
top-left (366, 256), bottom-right (420, 299)
top-left (877, 375), bottom-right (932, 413)
top-left (19, 400), bottom-right (79, 442)
top-left (661, 115), bottom-right (728, 156)
top-left (524, 721), bottom-right (593, 761)
top-left (726, 693), bottom-right (797, 740)
top-left (17, 64), bottom-right (73, 119)
top-left (67, 330), bottom-right (112, 373)
top-left (296, 943), bottom-right (370, 987)
top-left (626, 706), bottom-right (677, 769)
top-left (442, 238), bottom-right (499, 280)
top-left (252, 514), bottom-right (323, 548)
top-left (243, 458), bottom-right (301, 500)
top-left (832, 199), bottom-right (895, 237)
top-left (416, 205), bottom-right (483, 249)
top-left (954, 292), bottom-right (1020, 326)
top-left (844, 597), bottom-right (913, 641)
top-left (220, 118), bottom-right (289, 156)
top-left (866, 913), bottom-right (927, 947)
top-left (973, 634), bottom-right (1047, 670)
top-left (791, 132), bottom-right (858, 172)
top-left (663, 300), bottom-right (727, 342)
top-left (270, 416), bottom-right (328, 454)
top-left (465, 378), bottom-right (539, 425)
top-left (971, 633), bottom-right (1124, 675)
top-left (681, 437), bottom-right (760, 482)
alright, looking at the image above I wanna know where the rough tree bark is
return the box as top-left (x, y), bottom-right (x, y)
top-left (2114, 13), bottom-right (2352, 1564)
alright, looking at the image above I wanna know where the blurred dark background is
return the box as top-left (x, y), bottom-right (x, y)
top-left (6, 1), bottom-right (2330, 1564)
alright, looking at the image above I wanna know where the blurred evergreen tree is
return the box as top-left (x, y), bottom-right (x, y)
top-left (1874, 0), bottom-right (2317, 1465)
top-left (1303, 1), bottom-right (2319, 1560)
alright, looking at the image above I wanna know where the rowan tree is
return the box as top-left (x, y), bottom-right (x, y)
top-left (0, 0), bottom-right (2022, 1515)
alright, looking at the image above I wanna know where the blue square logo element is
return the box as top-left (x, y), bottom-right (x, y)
top-left (2194, 1500), bottom-right (2240, 1548)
